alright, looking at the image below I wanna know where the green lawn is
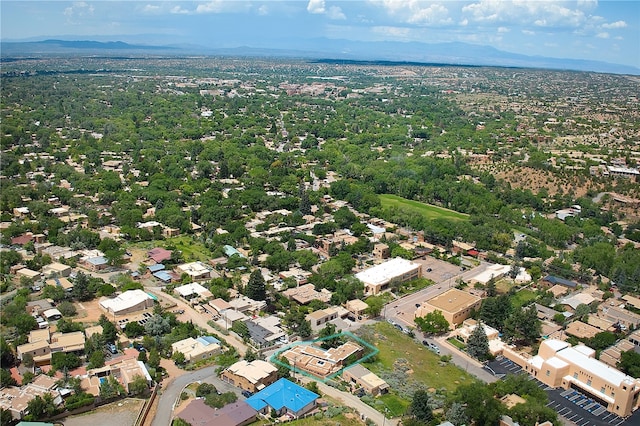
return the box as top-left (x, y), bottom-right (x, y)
top-left (129, 235), bottom-right (214, 262)
top-left (253, 414), bottom-right (362, 426)
top-left (361, 322), bottom-right (475, 392)
top-left (380, 194), bottom-right (469, 221)
top-left (510, 289), bottom-right (537, 308)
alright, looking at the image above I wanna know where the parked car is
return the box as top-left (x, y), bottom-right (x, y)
top-left (241, 390), bottom-right (252, 398)
top-left (106, 343), bottom-right (118, 354)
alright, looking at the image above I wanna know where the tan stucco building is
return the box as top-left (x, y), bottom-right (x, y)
top-left (220, 360), bottom-right (278, 393)
top-left (516, 339), bottom-right (640, 417)
top-left (415, 288), bottom-right (482, 327)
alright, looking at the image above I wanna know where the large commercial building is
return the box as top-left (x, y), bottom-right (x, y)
top-left (414, 288), bottom-right (482, 327)
top-left (356, 257), bottom-right (421, 295)
top-left (516, 339), bottom-right (640, 417)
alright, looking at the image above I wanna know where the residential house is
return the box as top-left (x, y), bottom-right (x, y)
top-left (171, 336), bottom-right (221, 363)
top-left (307, 307), bottom-right (339, 329)
top-left (99, 289), bottom-right (155, 316)
top-left (281, 342), bottom-right (363, 378)
top-left (176, 399), bottom-right (257, 426)
top-left (282, 283), bottom-right (331, 305)
top-left (342, 364), bottom-right (389, 396)
top-left (220, 360), bottom-right (279, 393)
top-left (245, 378), bottom-right (319, 418)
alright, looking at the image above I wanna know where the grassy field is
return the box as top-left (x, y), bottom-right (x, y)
top-left (129, 235), bottom-right (214, 262)
top-left (254, 413), bottom-right (363, 426)
top-left (510, 289), bottom-right (538, 308)
top-left (360, 322), bottom-right (475, 392)
top-left (380, 194), bottom-right (469, 221)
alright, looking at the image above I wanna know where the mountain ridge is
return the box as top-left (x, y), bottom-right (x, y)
top-left (1, 38), bottom-right (638, 75)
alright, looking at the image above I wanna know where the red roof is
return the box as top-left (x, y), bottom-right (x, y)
top-left (11, 234), bottom-right (34, 246)
top-left (467, 249), bottom-right (479, 256)
top-left (147, 247), bottom-right (172, 263)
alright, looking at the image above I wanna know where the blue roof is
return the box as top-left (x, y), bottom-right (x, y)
top-left (153, 271), bottom-right (172, 282)
top-left (223, 245), bottom-right (245, 258)
top-left (148, 264), bottom-right (165, 273)
top-left (245, 378), bottom-right (318, 414)
top-left (196, 336), bottom-right (220, 346)
top-left (544, 275), bottom-right (577, 288)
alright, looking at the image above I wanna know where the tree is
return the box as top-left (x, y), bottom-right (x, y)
top-left (0, 336), bottom-right (15, 368)
top-left (88, 350), bottom-right (105, 369)
top-left (25, 393), bottom-right (57, 421)
top-left (124, 321), bottom-right (145, 338)
top-left (232, 320), bottom-right (251, 341)
top-left (99, 314), bottom-right (118, 343)
top-left (617, 350), bottom-right (640, 378)
top-left (57, 301), bottom-right (77, 317)
top-left (454, 382), bottom-right (504, 425)
top-left (172, 351), bottom-right (186, 366)
top-left (245, 270), bottom-right (266, 301)
top-left (128, 375), bottom-right (148, 396)
top-left (573, 303), bottom-right (591, 321)
top-left (364, 296), bottom-right (384, 318)
top-left (467, 322), bottom-right (490, 361)
top-left (244, 349), bottom-right (258, 362)
top-left (415, 310), bottom-right (449, 335)
top-left (503, 305), bottom-right (540, 345)
top-left (409, 390), bottom-right (433, 422)
top-left (72, 271), bottom-right (92, 301)
top-left (588, 331), bottom-right (618, 351)
top-left (0, 408), bottom-right (14, 426)
top-left (145, 314), bottom-right (170, 337)
top-left (0, 369), bottom-right (17, 387)
top-left (148, 349), bottom-right (161, 370)
top-left (276, 356), bottom-right (291, 379)
top-left (446, 401), bottom-right (469, 426)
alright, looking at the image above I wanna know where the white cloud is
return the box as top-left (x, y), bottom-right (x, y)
top-left (307, 0), bottom-right (325, 15)
top-left (497, 26), bottom-right (509, 33)
top-left (258, 5), bottom-right (269, 16)
top-left (327, 6), bottom-right (346, 20)
top-left (461, 0), bottom-right (596, 29)
top-left (372, 1), bottom-right (452, 26)
top-left (64, 1), bottom-right (94, 18)
top-left (602, 20), bottom-right (627, 29)
top-left (142, 4), bottom-right (160, 14)
top-left (307, 0), bottom-right (345, 20)
top-left (596, 32), bottom-right (609, 39)
top-left (522, 29), bottom-right (535, 35)
top-left (171, 5), bottom-right (190, 14)
top-left (459, 18), bottom-right (468, 26)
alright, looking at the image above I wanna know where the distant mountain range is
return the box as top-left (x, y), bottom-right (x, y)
top-left (2, 38), bottom-right (638, 75)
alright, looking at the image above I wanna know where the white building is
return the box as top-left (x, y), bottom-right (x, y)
top-left (171, 336), bottom-right (221, 362)
top-left (355, 257), bottom-right (421, 295)
top-left (99, 289), bottom-right (154, 316)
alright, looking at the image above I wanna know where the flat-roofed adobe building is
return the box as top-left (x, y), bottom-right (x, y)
top-left (356, 257), bottom-right (421, 295)
top-left (220, 360), bottom-right (278, 393)
top-left (516, 339), bottom-right (640, 417)
top-left (99, 289), bottom-right (154, 316)
top-left (342, 364), bottom-right (389, 396)
top-left (415, 288), bottom-right (482, 327)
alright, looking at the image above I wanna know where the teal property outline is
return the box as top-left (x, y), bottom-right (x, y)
top-left (269, 331), bottom-right (379, 383)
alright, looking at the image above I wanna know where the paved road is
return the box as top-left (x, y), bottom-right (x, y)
top-left (383, 258), bottom-right (490, 329)
top-left (299, 376), bottom-right (398, 426)
top-left (152, 366), bottom-right (218, 426)
top-left (145, 286), bottom-right (247, 356)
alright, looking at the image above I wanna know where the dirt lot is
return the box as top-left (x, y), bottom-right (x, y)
top-left (74, 298), bottom-right (105, 324)
top-left (64, 398), bottom-right (144, 426)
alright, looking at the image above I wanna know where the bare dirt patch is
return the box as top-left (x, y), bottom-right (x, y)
top-left (64, 398), bottom-right (144, 426)
top-left (74, 299), bottom-right (105, 324)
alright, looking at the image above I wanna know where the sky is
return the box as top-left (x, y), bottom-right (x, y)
top-left (2, 0), bottom-right (639, 68)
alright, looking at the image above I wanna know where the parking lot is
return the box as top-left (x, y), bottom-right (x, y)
top-left (485, 357), bottom-right (639, 426)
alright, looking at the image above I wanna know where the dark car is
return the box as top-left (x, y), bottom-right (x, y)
top-left (241, 390), bottom-right (252, 398)
top-left (422, 340), bottom-right (429, 346)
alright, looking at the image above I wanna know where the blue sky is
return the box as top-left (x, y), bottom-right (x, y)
top-left (2, 1), bottom-right (639, 67)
